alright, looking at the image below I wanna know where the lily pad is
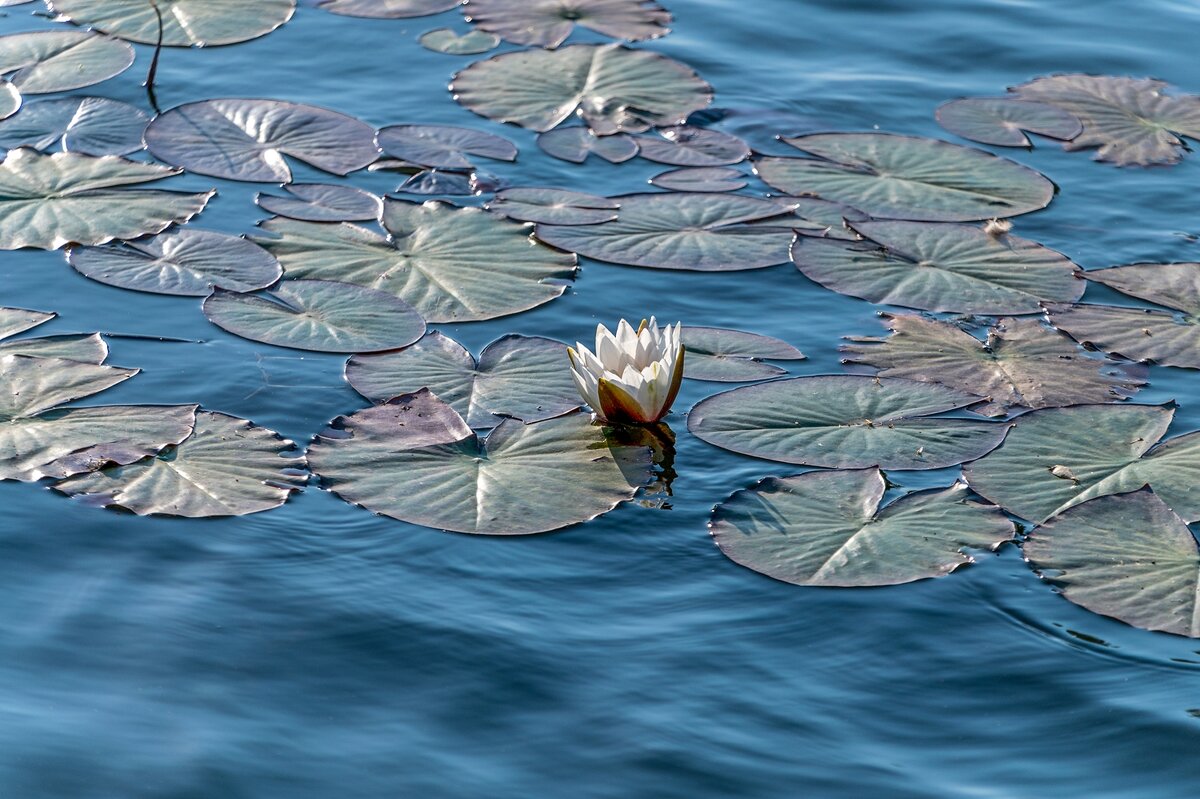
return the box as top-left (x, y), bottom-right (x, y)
top-left (451, 43), bottom-right (712, 134)
top-left (255, 200), bottom-right (576, 323)
top-left (395, 168), bottom-right (493, 196)
top-left (536, 192), bottom-right (796, 271)
top-left (747, 196), bottom-right (867, 241)
top-left (318, 0), bottom-right (462, 18)
top-left (1024, 490), bottom-right (1200, 637)
top-left (0, 81), bottom-right (18, 120)
top-left (419, 27), bottom-right (499, 55)
top-left (0, 307), bottom-right (106, 363)
top-left (202, 279), bottom-right (426, 353)
top-left (46, 0), bottom-right (296, 46)
top-left (307, 389), bottom-right (651, 535)
top-left (0, 96), bottom-right (147, 156)
top-left (754, 133), bottom-right (1055, 221)
top-left (463, 0), bottom-right (670, 48)
top-left (0, 353), bottom-right (196, 481)
top-left (255, 183), bottom-right (383, 222)
top-left (680, 326), bottom-right (805, 382)
top-left (688, 375), bottom-right (1008, 470)
top-left (1047, 262), bottom-right (1200, 369)
top-left (486, 187), bottom-right (618, 225)
top-left (54, 411), bottom-right (307, 517)
top-left (649, 167), bottom-right (747, 192)
top-left (377, 124), bottom-right (516, 169)
top-left (963, 403), bottom-right (1200, 523)
top-left (636, 125), bottom-right (749, 166)
top-left (0, 306), bottom-right (50, 340)
top-left (0, 30), bottom-right (134, 94)
top-left (144, 98), bottom-right (380, 183)
top-left (68, 228), bottom-right (282, 296)
top-left (537, 127), bottom-right (638, 163)
top-left (1013, 74), bottom-right (1200, 167)
top-left (346, 331), bottom-right (579, 427)
top-left (0, 148), bottom-right (212, 251)
top-left (792, 220), bottom-right (1083, 314)
top-left (935, 97), bottom-right (1082, 147)
top-left (843, 315), bottom-right (1144, 417)
top-left (710, 468), bottom-right (1015, 587)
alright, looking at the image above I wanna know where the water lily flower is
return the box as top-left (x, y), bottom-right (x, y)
top-left (568, 318), bottom-right (684, 424)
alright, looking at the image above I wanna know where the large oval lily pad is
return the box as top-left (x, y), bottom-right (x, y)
top-left (54, 411), bottom-right (307, 517)
top-left (0, 96), bottom-right (147, 156)
top-left (203, 279), bottom-right (426, 353)
top-left (688, 375), bottom-right (1008, 470)
top-left (377, 124), bottom-right (516, 170)
top-left (792, 220), bottom-right (1083, 314)
top-left (635, 125), bottom-right (749, 166)
top-left (451, 43), bottom-right (712, 134)
top-left (463, 0), bottom-right (670, 48)
top-left (650, 167), bottom-right (747, 193)
top-left (843, 314), bottom-right (1144, 417)
top-left (255, 183), bottom-right (382, 223)
top-left (0, 353), bottom-right (196, 481)
top-left (255, 199), bottom-right (577, 323)
top-left (307, 389), bottom-right (651, 535)
top-left (0, 148), bottom-right (213, 251)
top-left (1047, 262), bottom-right (1200, 369)
top-left (680, 326), bottom-right (805, 382)
top-left (486, 187), bottom-right (618, 225)
top-left (0, 30), bottom-right (134, 94)
top-left (69, 227), bottom-right (281, 296)
top-left (935, 97), bottom-right (1082, 147)
top-left (754, 133), bottom-right (1055, 221)
top-left (536, 192), bottom-right (796, 271)
top-left (710, 468), bottom-right (1015, 587)
top-left (46, 0), bottom-right (297, 46)
top-left (1025, 490), bottom-right (1200, 637)
top-left (537, 127), bottom-right (638, 163)
top-left (145, 99), bottom-right (379, 183)
top-left (346, 331), bottom-right (579, 428)
top-left (963, 404), bottom-right (1200, 523)
top-left (1012, 74), bottom-right (1200, 167)
top-left (318, 0), bottom-right (462, 19)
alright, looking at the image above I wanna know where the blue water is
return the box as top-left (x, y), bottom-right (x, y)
top-left (1, 1), bottom-right (1200, 796)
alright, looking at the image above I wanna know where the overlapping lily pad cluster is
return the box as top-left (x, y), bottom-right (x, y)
top-left (0, 0), bottom-right (1198, 637)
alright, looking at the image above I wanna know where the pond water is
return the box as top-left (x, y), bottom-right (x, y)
top-left (2, 1), bottom-right (1200, 796)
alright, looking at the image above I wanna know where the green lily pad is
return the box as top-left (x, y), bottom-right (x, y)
top-left (317, 0), bottom-right (462, 19)
top-left (754, 132), bottom-right (1055, 221)
top-left (680, 326), bottom-right (805, 382)
top-left (935, 97), bottom-right (1082, 147)
top-left (202, 279), bottom-right (426, 353)
top-left (255, 199), bottom-right (576, 323)
top-left (0, 30), bottom-right (133, 93)
top-left (486, 187), bottom-right (619, 225)
top-left (1013, 74), bottom-right (1200, 166)
top-left (419, 28), bottom-right (499, 55)
top-left (635, 125), bottom-right (749, 166)
top-left (54, 411), bottom-right (307, 517)
top-left (69, 227), bottom-right (282, 296)
top-left (0, 353), bottom-right (196, 481)
top-left (746, 196), bottom-right (867, 241)
top-left (463, 0), bottom-right (670, 48)
top-left (0, 307), bottom-right (106, 363)
top-left (963, 403), bottom-right (1200, 523)
top-left (307, 389), bottom-right (651, 535)
top-left (688, 375), bottom-right (1008, 470)
top-left (1047, 262), bottom-right (1200, 369)
top-left (345, 331), bottom-right (579, 427)
top-left (649, 167), bottom-right (747, 192)
top-left (843, 314), bottom-right (1144, 417)
top-left (0, 96), bottom-right (147, 156)
top-left (536, 192), bottom-right (796, 271)
top-left (0, 148), bottom-right (212, 251)
top-left (1024, 490), bottom-right (1200, 637)
top-left (537, 127), bottom-right (638, 163)
top-left (451, 43), bottom-right (712, 134)
top-left (377, 124), bottom-right (516, 169)
top-left (46, 0), bottom-right (296, 46)
top-left (145, 99), bottom-right (380, 183)
top-left (710, 468), bottom-right (1015, 587)
top-left (255, 183), bottom-right (383, 223)
top-left (792, 220), bottom-right (1083, 314)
